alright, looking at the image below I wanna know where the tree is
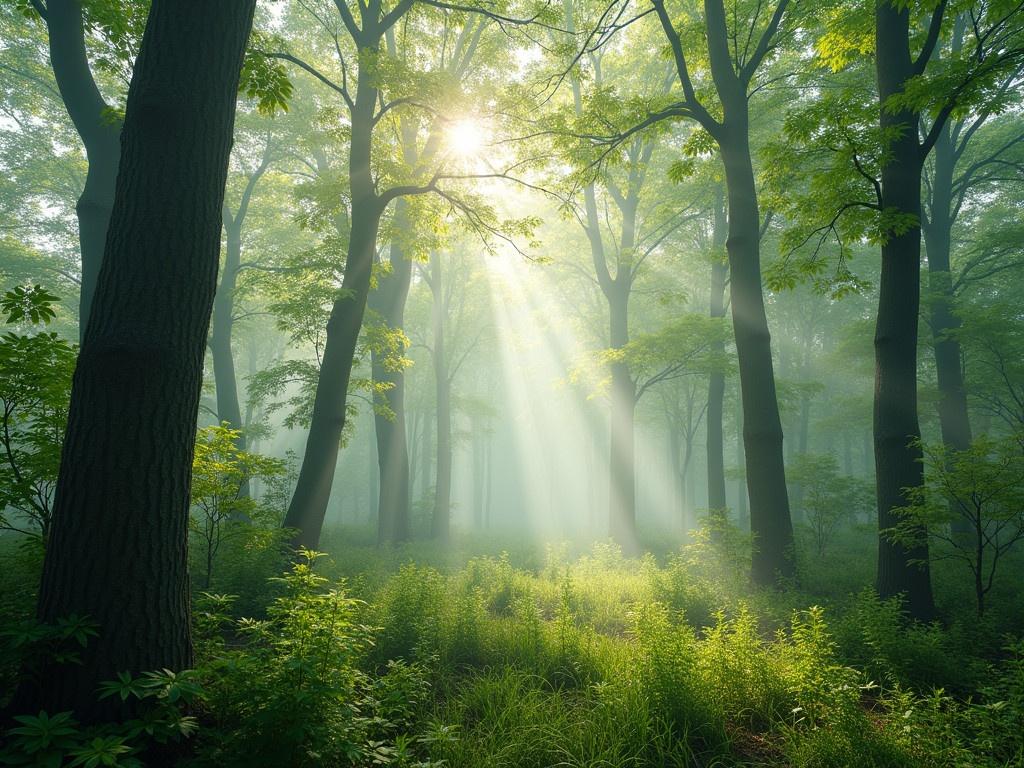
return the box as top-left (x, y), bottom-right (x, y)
top-left (787, 453), bottom-right (873, 557)
top-left (273, 0), bottom-right (536, 549)
top-left (369, 18), bottom-right (491, 545)
top-left (19, 0), bottom-right (258, 720)
top-left (648, 0), bottom-right (797, 582)
top-left (705, 183), bottom-right (728, 516)
top-left (12, 0), bottom-right (137, 333)
top-left (891, 435), bottom-right (1024, 617)
top-left (772, 0), bottom-right (1023, 618)
top-left (552, 4), bottom-right (698, 549)
top-left (921, 23), bottom-right (1024, 464)
top-left (211, 129), bottom-right (276, 496)
top-left (870, 0), bottom-right (1024, 619)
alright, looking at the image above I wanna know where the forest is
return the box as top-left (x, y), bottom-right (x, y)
top-left (1, 0), bottom-right (1023, 764)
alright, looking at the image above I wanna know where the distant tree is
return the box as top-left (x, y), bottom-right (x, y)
top-left (270, 0), bottom-right (535, 550)
top-left (787, 453), bottom-right (873, 558)
top-left (211, 128), bottom-right (276, 497)
top-left (891, 435), bottom-right (1024, 617)
top-left (960, 301), bottom-right (1024, 432)
top-left (10, 0), bottom-right (138, 332)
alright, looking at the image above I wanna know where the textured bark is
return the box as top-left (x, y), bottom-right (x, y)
top-left (429, 251), bottom-right (453, 541)
top-left (43, 0), bottom-right (122, 335)
top-left (706, 186), bottom-right (728, 515)
top-left (21, 0), bottom-right (256, 721)
top-left (371, 200), bottom-right (413, 545)
top-left (873, 0), bottom-right (935, 620)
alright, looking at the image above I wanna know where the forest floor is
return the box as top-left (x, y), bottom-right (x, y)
top-left (2, 525), bottom-right (1023, 767)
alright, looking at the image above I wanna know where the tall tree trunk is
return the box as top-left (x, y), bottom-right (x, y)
top-left (873, 0), bottom-right (935, 620)
top-left (608, 283), bottom-right (637, 552)
top-left (371, 200), bottom-right (413, 545)
top-left (735, 394), bottom-right (749, 530)
top-left (924, 123), bottom-right (972, 454)
top-left (408, 405), bottom-right (421, 502)
top-left (681, 432), bottom-right (695, 529)
top-left (719, 120), bottom-right (794, 583)
top-left (210, 147), bottom-right (271, 496)
top-left (430, 251), bottom-right (453, 541)
top-left (283, 75), bottom-right (383, 548)
top-left (44, 0), bottom-right (122, 335)
top-left (210, 220), bottom-right (249, 498)
top-left (483, 428), bottom-right (493, 528)
top-left (472, 416), bottom-right (484, 529)
top-left (707, 186), bottom-right (728, 515)
top-left (20, 0), bottom-right (255, 720)
top-left (668, 423), bottom-right (683, 527)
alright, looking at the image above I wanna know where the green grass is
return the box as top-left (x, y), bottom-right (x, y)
top-left (3, 524), bottom-right (1023, 767)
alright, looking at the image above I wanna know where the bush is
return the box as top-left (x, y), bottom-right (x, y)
top-left (192, 551), bottom-right (432, 767)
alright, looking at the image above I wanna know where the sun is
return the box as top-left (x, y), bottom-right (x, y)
top-left (446, 118), bottom-right (486, 159)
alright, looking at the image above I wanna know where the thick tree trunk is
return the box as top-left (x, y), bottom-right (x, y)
top-left (371, 200), bottom-right (413, 544)
top-left (430, 252), bottom-right (453, 541)
top-left (707, 187), bottom-right (728, 515)
top-left (719, 122), bottom-right (794, 583)
top-left (44, 0), bottom-right (122, 335)
top-left (873, 0), bottom-right (935, 620)
top-left (19, 0), bottom-right (255, 721)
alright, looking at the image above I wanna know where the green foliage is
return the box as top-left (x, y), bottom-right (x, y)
top-left (240, 35), bottom-right (294, 116)
top-left (2, 284), bottom-right (59, 324)
top-left (0, 286), bottom-right (75, 543)
top-left (0, 667), bottom-right (201, 768)
top-left (192, 551), bottom-right (434, 767)
top-left (189, 424), bottom-right (287, 589)
top-left (890, 434), bottom-right (1024, 616)
top-left (788, 453), bottom-right (874, 556)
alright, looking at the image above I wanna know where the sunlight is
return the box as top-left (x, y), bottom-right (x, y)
top-left (445, 118), bottom-right (486, 159)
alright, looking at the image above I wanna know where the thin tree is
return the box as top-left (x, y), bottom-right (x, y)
top-left (649, 0), bottom-right (796, 582)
